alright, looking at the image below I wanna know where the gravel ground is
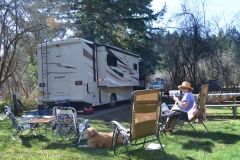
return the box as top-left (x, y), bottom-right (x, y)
top-left (90, 106), bottom-right (131, 122)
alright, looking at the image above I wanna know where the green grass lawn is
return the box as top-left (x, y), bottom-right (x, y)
top-left (0, 106), bottom-right (240, 160)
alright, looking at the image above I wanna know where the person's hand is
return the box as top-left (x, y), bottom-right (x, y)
top-left (173, 96), bottom-right (179, 101)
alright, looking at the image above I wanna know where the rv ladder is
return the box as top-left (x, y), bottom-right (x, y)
top-left (41, 41), bottom-right (49, 98)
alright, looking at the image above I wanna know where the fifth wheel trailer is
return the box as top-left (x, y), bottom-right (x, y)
top-left (37, 38), bottom-right (145, 108)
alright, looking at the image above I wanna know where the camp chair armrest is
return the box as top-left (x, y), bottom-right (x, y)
top-left (111, 120), bottom-right (129, 133)
top-left (79, 119), bottom-right (89, 132)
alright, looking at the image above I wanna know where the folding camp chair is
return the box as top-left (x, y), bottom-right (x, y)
top-left (111, 89), bottom-right (166, 160)
top-left (170, 84), bottom-right (209, 133)
top-left (4, 105), bottom-right (39, 140)
top-left (52, 106), bottom-right (89, 144)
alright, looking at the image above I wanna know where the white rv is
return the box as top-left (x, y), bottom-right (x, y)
top-left (37, 38), bottom-right (145, 108)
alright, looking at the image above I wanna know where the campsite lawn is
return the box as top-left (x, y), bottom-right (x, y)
top-left (0, 106), bottom-right (240, 160)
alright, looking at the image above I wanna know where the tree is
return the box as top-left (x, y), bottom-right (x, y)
top-left (64, 0), bottom-right (166, 75)
top-left (0, 0), bottom-right (67, 101)
top-left (158, 0), bottom-right (217, 92)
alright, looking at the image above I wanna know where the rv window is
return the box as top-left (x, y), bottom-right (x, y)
top-left (107, 54), bottom-right (117, 66)
top-left (133, 63), bottom-right (137, 70)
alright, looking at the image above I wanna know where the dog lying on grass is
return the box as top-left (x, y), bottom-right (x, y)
top-left (78, 127), bottom-right (122, 148)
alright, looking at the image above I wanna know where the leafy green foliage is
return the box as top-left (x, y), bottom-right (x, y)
top-left (23, 57), bottom-right (38, 88)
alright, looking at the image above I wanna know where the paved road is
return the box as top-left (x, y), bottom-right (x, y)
top-left (22, 101), bottom-right (131, 119)
top-left (77, 101), bottom-right (130, 119)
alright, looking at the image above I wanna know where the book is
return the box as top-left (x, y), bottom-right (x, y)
top-left (171, 105), bottom-right (181, 111)
top-left (161, 110), bottom-right (175, 117)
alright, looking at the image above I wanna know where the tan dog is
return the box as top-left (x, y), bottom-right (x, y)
top-left (78, 127), bottom-right (122, 148)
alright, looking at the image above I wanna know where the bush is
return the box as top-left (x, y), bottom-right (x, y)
top-left (0, 91), bottom-right (40, 111)
top-left (0, 101), bottom-right (9, 112)
top-left (18, 97), bottom-right (39, 110)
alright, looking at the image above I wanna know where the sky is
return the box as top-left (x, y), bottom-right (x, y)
top-left (151, 0), bottom-right (240, 15)
top-left (151, 0), bottom-right (240, 29)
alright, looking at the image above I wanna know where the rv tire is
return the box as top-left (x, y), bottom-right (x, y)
top-left (109, 94), bottom-right (117, 108)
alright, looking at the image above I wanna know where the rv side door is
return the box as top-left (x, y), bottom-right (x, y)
top-left (138, 61), bottom-right (146, 89)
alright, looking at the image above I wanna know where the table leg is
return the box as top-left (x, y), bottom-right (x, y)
top-left (38, 122), bottom-right (52, 143)
top-left (44, 122), bottom-right (53, 143)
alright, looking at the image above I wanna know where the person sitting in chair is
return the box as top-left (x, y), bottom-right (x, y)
top-left (164, 81), bottom-right (195, 131)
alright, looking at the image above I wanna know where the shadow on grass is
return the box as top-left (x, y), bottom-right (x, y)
top-left (18, 135), bottom-right (50, 148)
top-left (125, 147), bottom-right (181, 160)
top-left (43, 143), bottom-right (78, 149)
top-left (43, 139), bottom-right (89, 150)
top-left (171, 129), bottom-right (240, 153)
top-left (206, 106), bottom-right (236, 110)
top-left (77, 144), bottom-right (181, 160)
top-left (207, 115), bottom-right (240, 120)
top-left (176, 129), bottom-right (240, 143)
top-left (182, 139), bottom-right (214, 153)
top-left (43, 138), bottom-right (181, 160)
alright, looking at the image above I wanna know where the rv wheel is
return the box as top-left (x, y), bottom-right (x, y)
top-left (109, 94), bottom-right (116, 107)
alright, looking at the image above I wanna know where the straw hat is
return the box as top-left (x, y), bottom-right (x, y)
top-left (178, 81), bottom-right (194, 91)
